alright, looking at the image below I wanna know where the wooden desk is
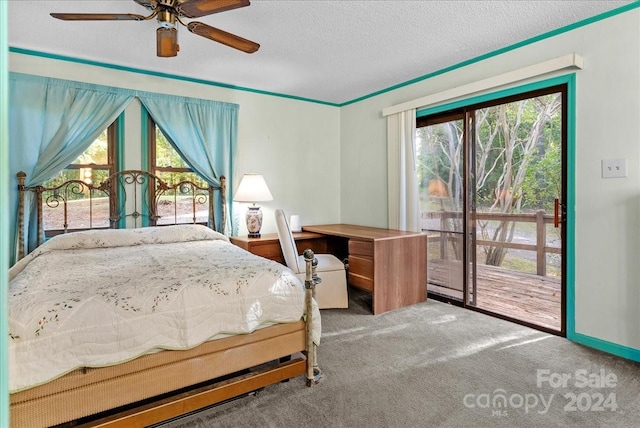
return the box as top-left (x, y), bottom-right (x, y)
top-left (302, 224), bottom-right (428, 314)
top-left (230, 232), bottom-right (326, 264)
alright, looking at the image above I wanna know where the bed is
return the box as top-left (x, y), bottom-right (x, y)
top-left (9, 170), bottom-right (321, 428)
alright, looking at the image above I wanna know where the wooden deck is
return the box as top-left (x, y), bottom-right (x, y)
top-left (428, 259), bottom-right (561, 331)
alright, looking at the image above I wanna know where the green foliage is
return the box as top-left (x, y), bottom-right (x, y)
top-left (155, 128), bottom-right (189, 169)
top-left (521, 140), bottom-right (561, 212)
top-left (156, 171), bottom-right (208, 189)
top-left (154, 126), bottom-right (208, 189)
top-left (43, 131), bottom-right (111, 201)
top-left (418, 93), bottom-right (562, 215)
top-left (416, 120), bottom-right (464, 212)
top-left (40, 123), bottom-right (212, 231)
top-left (417, 91), bottom-right (563, 268)
top-left (43, 168), bottom-right (110, 202)
top-left (473, 94), bottom-right (561, 212)
top-left (71, 129), bottom-right (108, 165)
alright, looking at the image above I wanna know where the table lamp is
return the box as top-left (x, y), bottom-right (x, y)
top-left (233, 173), bottom-right (273, 238)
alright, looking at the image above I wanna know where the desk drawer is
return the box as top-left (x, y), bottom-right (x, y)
top-left (349, 272), bottom-right (374, 292)
top-left (250, 244), bottom-right (284, 263)
top-left (348, 254), bottom-right (373, 291)
top-left (349, 239), bottom-right (373, 257)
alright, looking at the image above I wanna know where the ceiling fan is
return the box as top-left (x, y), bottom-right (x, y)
top-left (50, 0), bottom-right (260, 57)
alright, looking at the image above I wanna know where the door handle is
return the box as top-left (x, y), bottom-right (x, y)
top-left (554, 198), bottom-right (560, 228)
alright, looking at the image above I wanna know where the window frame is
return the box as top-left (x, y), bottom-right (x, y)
top-left (146, 115), bottom-right (210, 226)
top-left (42, 120), bottom-right (119, 237)
top-left (146, 115), bottom-right (193, 177)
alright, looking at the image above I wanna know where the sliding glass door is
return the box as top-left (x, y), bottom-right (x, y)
top-left (416, 113), bottom-right (465, 301)
top-left (417, 85), bottom-right (566, 335)
top-left (467, 90), bottom-right (565, 332)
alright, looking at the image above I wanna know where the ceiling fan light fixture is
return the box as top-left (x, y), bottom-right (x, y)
top-left (157, 8), bottom-right (176, 28)
top-left (157, 27), bottom-right (178, 57)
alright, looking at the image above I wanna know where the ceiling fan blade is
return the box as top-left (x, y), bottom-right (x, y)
top-left (176, 0), bottom-right (250, 19)
top-left (133, 0), bottom-right (158, 12)
top-left (50, 13), bottom-right (147, 21)
top-left (187, 21), bottom-right (259, 53)
top-left (157, 27), bottom-right (178, 57)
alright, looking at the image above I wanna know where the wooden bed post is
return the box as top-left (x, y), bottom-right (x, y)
top-left (303, 249), bottom-right (321, 386)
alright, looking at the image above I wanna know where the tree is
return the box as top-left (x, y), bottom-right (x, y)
top-left (155, 128), bottom-right (188, 169)
top-left (417, 92), bottom-right (562, 267)
top-left (476, 94), bottom-right (561, 266)
top-left (417, 120), bottom-right (464, 260)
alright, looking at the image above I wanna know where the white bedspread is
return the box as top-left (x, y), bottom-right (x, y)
top-left (8, 225), bottom-right (320, 393)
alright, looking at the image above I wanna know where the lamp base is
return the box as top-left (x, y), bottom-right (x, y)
top-left (246, 206), bottom-right (263, 238)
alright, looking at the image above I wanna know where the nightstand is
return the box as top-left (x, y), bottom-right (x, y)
top-left (230, 232), bottom-right (327, 264)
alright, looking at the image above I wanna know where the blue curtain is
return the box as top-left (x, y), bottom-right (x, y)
top-left (8, 73), bottom-right (134, 264)
top-left (138, 93), bottom-right (238, 235)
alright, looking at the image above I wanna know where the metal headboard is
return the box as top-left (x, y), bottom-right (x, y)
top-left (16, 169), bottom-right (226, 260)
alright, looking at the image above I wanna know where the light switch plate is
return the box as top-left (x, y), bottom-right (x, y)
top-left (601, 158), bottom-right (627, 178)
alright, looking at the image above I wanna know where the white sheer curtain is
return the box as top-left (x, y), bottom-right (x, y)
top-left (387, 108), bottom-right (419, 232)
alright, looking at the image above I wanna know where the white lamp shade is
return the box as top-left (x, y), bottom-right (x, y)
top-left (233, 174), bottom-right (273, 203)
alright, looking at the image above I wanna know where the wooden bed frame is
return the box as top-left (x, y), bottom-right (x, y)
top-left (11, 171), bottom-right (320, 428)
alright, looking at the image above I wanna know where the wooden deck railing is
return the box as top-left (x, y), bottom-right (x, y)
top-left (423, 210), bottom-right (561, 276)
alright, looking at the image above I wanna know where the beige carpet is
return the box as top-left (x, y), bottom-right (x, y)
top-left (157, 287), bottom-right (640, 428)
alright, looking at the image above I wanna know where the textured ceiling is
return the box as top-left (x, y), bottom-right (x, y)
top-left (8, 0), bottom-right (634, 105)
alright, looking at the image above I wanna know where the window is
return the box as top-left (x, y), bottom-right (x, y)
top-left (147, 116), bottom-right (209, 225)
top-left (42, 121), bottom-right (118, 235)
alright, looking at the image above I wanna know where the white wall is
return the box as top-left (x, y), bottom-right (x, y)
top-left (339, 9), bottom-right (640, 350)
top-left (8, 53), bottom-right (342, 236)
